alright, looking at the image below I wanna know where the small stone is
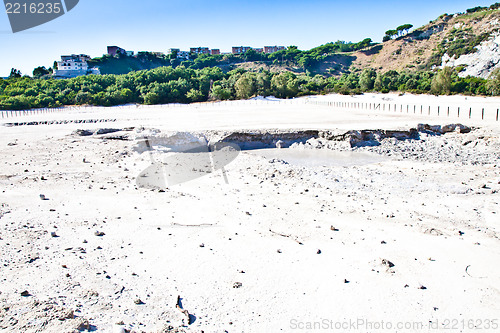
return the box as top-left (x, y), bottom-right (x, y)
top-left (94, 231), bottom-right (105, 237)
top-left (317, 249), bottom-right (322, 254)
top-left (344, 279), bottom-right (350, 284)
top-left (134, 298), bottom-right (144, 305)
top-left (58, 309), bottom-right (74, 321)
top-left (458, 231), bottom-right (465, 236)
top-left (419, 285), bottom-right (427, 290)
top-left (20, 290), bottom-right (31, 297)
top-left (233, 282), bottom-right (243, 289)
top-left (50, 232), bottom-right (58, 238)
top-left (199, 243), bottom-right (205, 248)
top-left (330, 226), bottom-right (339, 231)
top-left (75, 320), bottom-right (90, 331)
top-left (381, 259), bottom-right (395, 268)
top-left (245, 211), bottom-right (251, 216)
top-left (39, 194), bottom-right (47, 200)
top-left (277, 249), bottom-right (282, 253)
top-left (381, 240), bottom-right (387, 244)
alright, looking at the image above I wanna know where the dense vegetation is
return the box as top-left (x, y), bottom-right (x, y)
top-left (88, 52), bottom-right (171, 75)
top-left (1, 65), bottom-right (498, 110)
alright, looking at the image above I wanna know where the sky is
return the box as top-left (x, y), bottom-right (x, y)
top-left (0, 0), bottom-right (497, 76)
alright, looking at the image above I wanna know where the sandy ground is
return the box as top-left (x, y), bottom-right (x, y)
top-left (0, 93), bottom-right (499, 333)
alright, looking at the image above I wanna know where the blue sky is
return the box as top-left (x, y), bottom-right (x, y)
top-left (0, 0), bottom-right (497, 76)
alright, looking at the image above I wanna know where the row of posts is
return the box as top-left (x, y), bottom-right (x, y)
top-left (2, 99), bottom-right (499, 122)
top-left (307, 100), bottom-right (499, 122)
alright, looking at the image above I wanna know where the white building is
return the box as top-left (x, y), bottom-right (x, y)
top-left (54, 54), bottom-right (100, 78)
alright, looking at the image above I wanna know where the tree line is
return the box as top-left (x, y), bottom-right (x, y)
top-left (1, 65), bottom-right (499, 110)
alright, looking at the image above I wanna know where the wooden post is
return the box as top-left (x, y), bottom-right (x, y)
top-left (414, 105), bottom-right (416, 114)
top-left (458, 107), bottom-right (460, 117)
top-left (438, 106), bottom-right (440, 116)
top-left (497, 109), bottom-right (499, 121)
top-left (407, 105), bottom-right (409, 113)
top-left (420, 105), bottom-right (423, 114)
top-left (469, 108), bottom-right (472, 119)
top-left (447, 106), bottom-right (449, 117)
top-left (428, 106), bottom-right (430, 115)
top-left (482, 108), bottom-right (484, 120)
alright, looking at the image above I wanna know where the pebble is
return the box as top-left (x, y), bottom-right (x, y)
top-left (94, 231), bottom-right (105, 236)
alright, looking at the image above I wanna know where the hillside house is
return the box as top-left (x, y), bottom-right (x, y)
top-left (264, 46), bottom-right (286, 54)
top-left (232, 46), bottom-right (252, 54)
top-left (54, 54), bottom-right (100, 78)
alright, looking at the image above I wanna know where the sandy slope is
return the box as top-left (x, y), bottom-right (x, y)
top-left (0, 94), bottom-right (499, 333)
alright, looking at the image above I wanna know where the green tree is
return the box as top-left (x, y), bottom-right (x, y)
top-left (33, 66), bottom-right (50, 78)
top-left (396, 24), bottom-right (413, 36)
top-left (235, 74), bottom-right (255, 99)
top-left (256, 72), bottom-right (271, 96)
top-left (9, 68), bottom-right (22, 78)
top-left (271, 72), bottom-right (298, 98)
top-left (385, 30), bottom-right (397, 39)
top-left (210, 85), bottom-right (232, 100)
top-left (431, 67), bottom-right (452, 94)
top-left (359, 68), bottom-right (377, 91)
top-left (186, 88), bottom-right (204, 102)
top-left (486, 68), bottom-right (500, 95)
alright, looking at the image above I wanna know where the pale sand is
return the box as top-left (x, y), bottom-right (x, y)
top-left (0, 93), bottom-right (499, 332)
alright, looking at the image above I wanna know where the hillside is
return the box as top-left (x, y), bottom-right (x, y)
top-left (87, 6), bottom-right (500, 80)
top-left (352, 7), bottom-right (500, 77)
